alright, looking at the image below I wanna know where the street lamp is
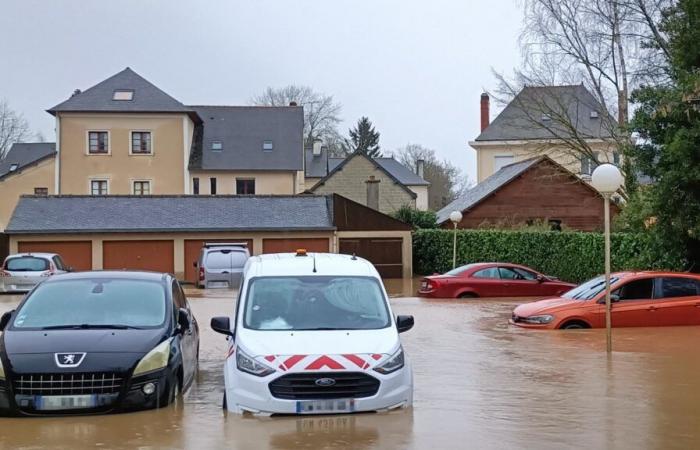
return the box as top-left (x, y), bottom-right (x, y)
top-left (591, 163), bottom-right (624, 353)
top-left (449, 211), bottom-right (463, 269)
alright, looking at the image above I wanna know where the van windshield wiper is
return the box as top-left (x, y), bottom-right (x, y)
top-left (293, 327), bottom-right (349, 331)
top-left (41, 324), bottom-right (143, 330)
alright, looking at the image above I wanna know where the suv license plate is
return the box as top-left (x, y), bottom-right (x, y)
top-left (36, 395), bottom-right (97, 410)
top-left (296, 399), bottom-right (355, 414)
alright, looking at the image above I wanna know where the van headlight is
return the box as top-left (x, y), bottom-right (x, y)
top-left (373, 347), bottom-right (405, 374)
top-left (521, 315), bottom-right (554, 324)
top-left (236, 348), bottom-right (275, 377)
top-left (133, 339), bottom-right (173, 376)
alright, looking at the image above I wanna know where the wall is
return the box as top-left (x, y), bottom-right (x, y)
top-left (408, 185), bottom-right (429, 211)
top-left (189, 171), bottom-right (296, 195)
top-left (0, 157), bottom-right (55, 231)
top-left (311, 156), bottom-right (415, 214)
top-left (58, 113), bottom-right (190, 194)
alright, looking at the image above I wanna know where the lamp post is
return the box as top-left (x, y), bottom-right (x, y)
top-left (591, 163), bottom-right (624, 353)
top-left (449, 211), bottom-right (463, 269)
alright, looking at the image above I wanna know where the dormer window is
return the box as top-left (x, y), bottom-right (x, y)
top-left (113, 90), bottom-right (134, 101)
top-left (590, 111), bottom-right (599, 119)
top-left (9, 163), bottom-right (18, 172)
top-left (263, 140), bottom-right (274, 151)
top-left (211, 141), bottom-right (223, 151)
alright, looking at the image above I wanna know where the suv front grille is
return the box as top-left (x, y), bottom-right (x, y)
top-left (269, 372), bottom-right (380, 400)
top-left (13, 373), bottom-right (124, 396)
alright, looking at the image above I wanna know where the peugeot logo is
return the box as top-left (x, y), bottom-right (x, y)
top-left (55, 352), bottom-right (86, 368)
top-left (315, 377), bottom-right (336, 387)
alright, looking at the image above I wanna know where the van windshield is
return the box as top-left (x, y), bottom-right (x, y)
top-left (243, 276), bottom-right (391, 331)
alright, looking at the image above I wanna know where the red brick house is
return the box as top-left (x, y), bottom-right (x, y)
top-left (436, 156), bottom-right (619, 231)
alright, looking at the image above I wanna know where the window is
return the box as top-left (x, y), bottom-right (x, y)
top-left (52, 256), bottom-right (66, 271)
top-left (131, 131), bottom-right (152, 154)
top-left (211, 141), bottom-right (223, 151)
top-left (580, 152), bottom-right (600, 175)
top-left (562, 275), bottom-right (619, 300)
top-left (236, 179), bottom-right (256, 195)
top-left (541, 113), bottom-right (551, 121)
top-left (205, 251), bottom-right (231, 270)
top-left (473, 267), bottom-right (500, 279)
top-left (88, 131), bottom-right (109, 154)
top-left (113, 90), bottom-right (134, 101)
top-left (263, 140), bottom-right (274, 151)
top-left (9, 163), bottom-right (18, 172)
top-left (613, 278), bottom-right (653, 301)
top-left (133, 180), bottom-right (151, 195)
top-left (494, 155), bottom-right (514, 172)
top-left (210, 177), bottom-right (217, 195)
top-left (193, 177), bottom-right (200, 195)
top-left (513, 268), bottom-right (538, 281)
top-left (5, 256), bottom-right (49, 272)
top-left (34, 187), bottom-right (48, 196)
top-left (498, 267), bottom-right (520, 280)
top-left (659, 277), bottom-right (698, 298)
top-left (590, 110), bottom-right (599, 119)
top-left (91, 180), bottom-right (108, 195)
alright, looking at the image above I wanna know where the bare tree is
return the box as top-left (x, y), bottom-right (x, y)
top-left (0, 100), bottom-right (31, 159)
top-left (393, 144), bottom-right (472, 210)
top-left (250, 85), bottom-right (343, 152)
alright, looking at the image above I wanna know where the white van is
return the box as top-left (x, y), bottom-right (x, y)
top-left (211, 251), bottom-right (414, 415)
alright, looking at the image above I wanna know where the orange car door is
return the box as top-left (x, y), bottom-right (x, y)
top-left (609, 278), bottom-right (656, 327)
top-left (652, 277), bottom-right (700, 326)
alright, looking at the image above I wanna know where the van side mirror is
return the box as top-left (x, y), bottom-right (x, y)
top-left (0, 310), bottom-right (14, 331)
top-left (211, 316), bottom-right (234, 337)
top-left (396, 315), bottom-right (414, 333)
top-left (177, 308), bottom-right (191, 333)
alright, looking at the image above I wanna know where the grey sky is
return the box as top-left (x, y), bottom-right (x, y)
top-left (0, 0), bottom-right (522, 181)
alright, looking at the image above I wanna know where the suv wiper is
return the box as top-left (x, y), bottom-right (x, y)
top-left (42, 324), bottom-right (143, 330)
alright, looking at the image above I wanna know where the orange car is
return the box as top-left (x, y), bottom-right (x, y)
top-left (510, 271), bottom-right (700, 329)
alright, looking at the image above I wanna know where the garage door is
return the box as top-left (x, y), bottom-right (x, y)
top-left (183, 239), bottom-right (253, 283)
top-left (18, 241), bottom-right (93, 271)
top-left (262, 238), bottom-right (329, 254)
top-left (339, 238), bottom-right (403, 278)
top-left (103, 240), bottom-right (174, 274)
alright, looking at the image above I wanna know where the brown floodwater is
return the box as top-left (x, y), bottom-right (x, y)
top-left (1, 280), bottom-right (700, 450)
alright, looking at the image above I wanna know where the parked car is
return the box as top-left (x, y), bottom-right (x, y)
top-left (211, 250), bottom-right (414, 415)
top-left (0, 253), bottom-right (71, 293)
top-left (0, 271), bottom-right (199, 415)
top-left (418, 263), bottom-right (575, 298)
top-left (510, 271), bottom-right (700, 329)
top-left (194, 243), bottom-right (249, 289)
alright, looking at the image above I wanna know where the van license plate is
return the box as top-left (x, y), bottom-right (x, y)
top-left (296, 399), bottom-right (355, 414)
top-left (36, 395), bottom-right (97, 410)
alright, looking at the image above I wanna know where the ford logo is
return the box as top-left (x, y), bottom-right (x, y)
top-left (315, 377), bottom-right (336, 387)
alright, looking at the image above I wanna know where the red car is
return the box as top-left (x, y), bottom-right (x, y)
top-left (418, 263), bottom-right (576, 299)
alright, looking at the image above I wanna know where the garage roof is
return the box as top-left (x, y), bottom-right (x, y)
top-left (6, 195), bottom-right (336, 234)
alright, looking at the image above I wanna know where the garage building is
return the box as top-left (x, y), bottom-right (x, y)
top-left (6, 194), bottom-right (412, 281)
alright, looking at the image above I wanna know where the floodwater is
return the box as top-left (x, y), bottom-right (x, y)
top-left (1, 280), bottom-right (700, 450)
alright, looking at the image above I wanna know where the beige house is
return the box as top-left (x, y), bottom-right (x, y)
top-left (471, 86), bottom-right (620, 183)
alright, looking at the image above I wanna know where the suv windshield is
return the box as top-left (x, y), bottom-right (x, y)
top-left (12, 278), bottom-right (167, 329)
top-left (562, 275), bottom-right (619, 300)
top-left (5, 257), bottom-right (49, 272)
top-left (244, 276), bottom-right (391, 331)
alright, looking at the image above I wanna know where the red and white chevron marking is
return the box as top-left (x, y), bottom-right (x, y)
top-left (259, 353), bottom-right (385, 372)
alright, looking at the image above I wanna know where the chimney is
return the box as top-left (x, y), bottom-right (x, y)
top-left (312, 139), bottom-right (323, 156)
top-left (480, 92), bottom-right (490, 132)
top-left (416, 159), bottom-right (425, 179)
top-left (365, 176), bottom-right (380, 210)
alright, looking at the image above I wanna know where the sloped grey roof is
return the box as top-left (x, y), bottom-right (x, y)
top-left (306, 151), bottom-right (428, 186)
top-left (328, 157), bottom-right (344, 172)
top-left (305, 148), bottom-right (329, 178)
top-left (436, 157), bottom-right (542, 224)
top-left (6, 195), bottom-right (335, 234)
top-left (188, 106), bottom-right (303, 171)
top-left (476, 85), bottom-right (615, 141)
top-left (47, 68), bottom-right (193, 115)
top-left (375, 158), bottom-right (430, 186)
top-left (0, 143), bottom-right (56, 180)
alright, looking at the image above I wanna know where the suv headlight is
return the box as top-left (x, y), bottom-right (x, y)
top-left (236, 348), bottom-right (275, 377)
top-left (521, 315), bottom-right (554, 324)
top-left (373, 347), bottom-right (405, 374)
top-left (133, 338), bottom-right (173, 376)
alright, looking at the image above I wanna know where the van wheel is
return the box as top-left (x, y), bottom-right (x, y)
top-left (457, 292), bottom-right (477, 299)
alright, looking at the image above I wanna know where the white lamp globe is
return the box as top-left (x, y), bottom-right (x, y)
top-left (591, 163), bottom-right (624, 194)
top-left (449, 210), bottom-right (463, 224)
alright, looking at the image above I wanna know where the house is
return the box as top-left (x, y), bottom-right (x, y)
top-left (6, 194), bottom-right (413, 280)
top-left (471, 86), bottom-right (620, 183)
top-left (436, 156), bottom-right (619, 231)
top-left (305, 145), bottom-right (430, 214)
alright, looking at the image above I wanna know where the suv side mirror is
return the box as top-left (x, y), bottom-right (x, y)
top-left (211, 316), bottom-right (234, 337)
top-left (396, 315), bottom-right (414, 333)
top-left (0, 310), bottom-right (14, 331)
top-left (177, 308), bottom-right (191, 333)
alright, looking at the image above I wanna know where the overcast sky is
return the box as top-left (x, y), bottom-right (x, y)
top-left (0, 0), bottom-right (522, 181)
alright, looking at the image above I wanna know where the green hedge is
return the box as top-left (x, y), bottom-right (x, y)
top-left (413, 229), bottom-right (684, 283)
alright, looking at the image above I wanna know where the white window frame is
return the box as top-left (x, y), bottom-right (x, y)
top-left (86, 130), bottom-right (111, 155)
top-left (113, 90), bottom-right (134, 101)
top-left (129, 130), bottom-right (154, 156)
top-left (89, 178), bottom-right (109, 195)
top-left (131, 179), bottom-right (152, 195)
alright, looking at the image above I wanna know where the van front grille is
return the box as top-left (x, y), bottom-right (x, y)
top-left (269, 372), bottom-right (380, 400)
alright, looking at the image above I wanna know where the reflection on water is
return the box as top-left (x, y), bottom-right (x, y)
top-left (1, 288), bottom-right (700, 449)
